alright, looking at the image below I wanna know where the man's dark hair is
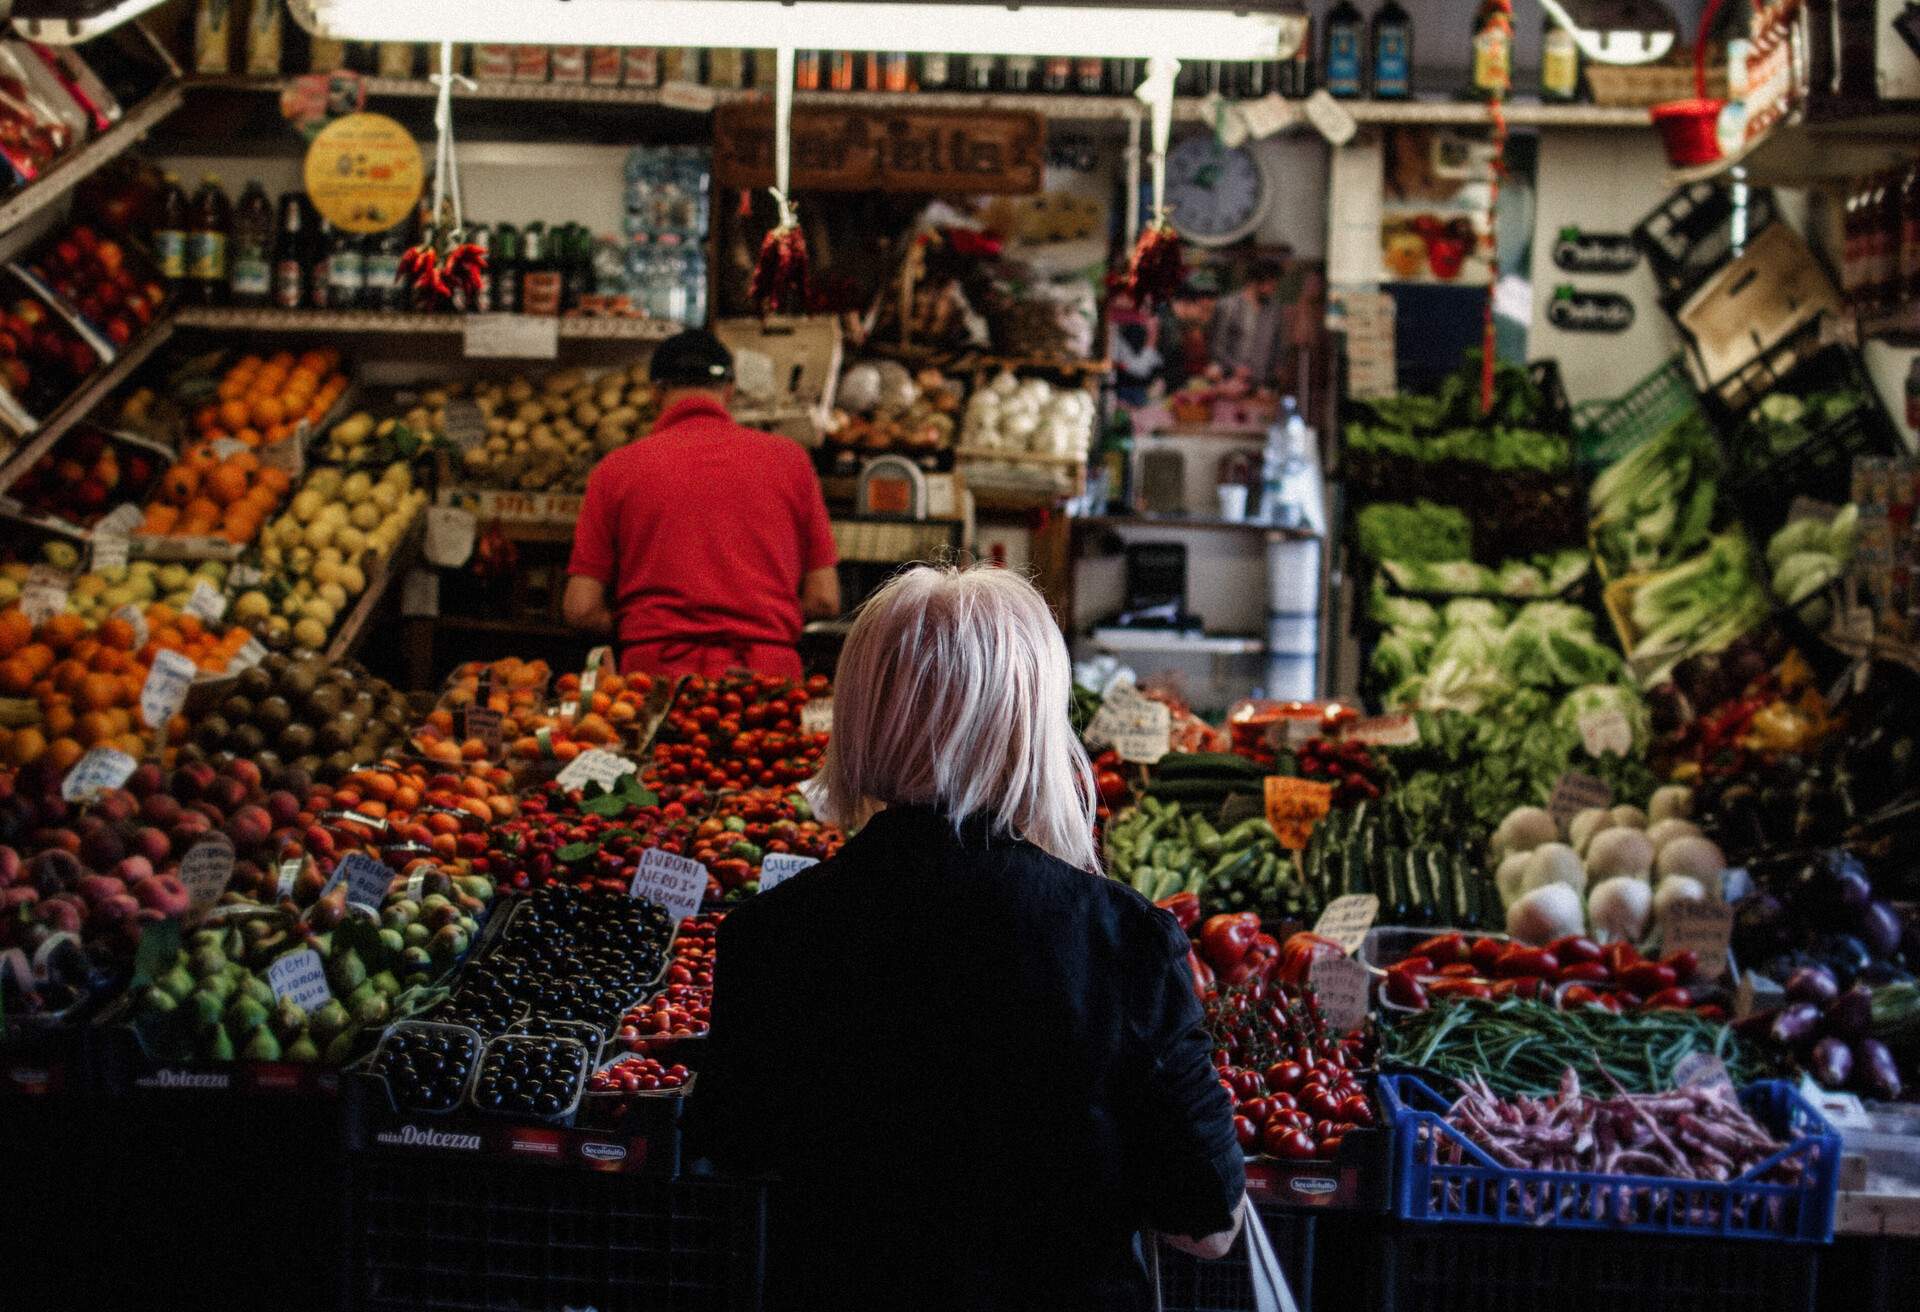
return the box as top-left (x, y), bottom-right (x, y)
top-left (1248, 257), bottom-right (1284, 284)
top-left (649, 329), bottom-right (735, 387)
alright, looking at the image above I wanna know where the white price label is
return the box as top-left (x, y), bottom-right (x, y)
top-left (555, 748), bottom-right (638, 792)
top-left (800, 698), bottom-right (833, 735)
top-left (184, 579), bottom-right (227, 624)
top-left (19, 565), bottom-right (71, 624)
top-left (61, 747), bottom-right (138, 801)
top-left (441, 398), bottom-right (486, 450)
top-left (758, 852), bottom-right (819, 891)
top-left (1111, 701), bottom-right (1171, 765)
top-left (139, 649), bottom-right (197, 729)
top-left (181, 835), bottom-right (236, 914)
top-left (113, 605), bottom-right (148, 653)
top-left (1547, 770), bottom-right (1613, 832)
top-left (275, 857), bottom-right (304, 900)
top-left (1311, 893), bottom-right (1379, 955)
top-left (1307, 951), bottom-right (1371, 1033)
top-left (1347, 714), bottom-right (1420, 747)
top-left (93, 503), bottom-right (143, 538)
top-left (404, 870), bottom-right (427, 903)
top-left (1238, 92), bottom-right (1301, 140)
top-left (229, 637), bottom-right (268, 671)
top-left (463, 313), bottom-right (559, 360)
top-left (261, 433), bottom-right (303, 477)
top-left (1662, 898), bottom-right (1735, 981)
top-left (424, 506), bottom-right (477, 567)
top-left (266, 948), bottom-right (334, 1011)
top-left (629, 847), bottom-right (708, 922)
top-left (228, 563), bottom-right (265, 588)
top-left (210, 437), bottom-right (250, 460)
top-left (1578, 708), bottom-right (1633, 758)
top-left (336, 852), bottom-right (395, 911)
top-left (659, 79), bottom-right (719, 111)
top-left (1302, 88), bottom-right (1358, 144)
top-left (90, 534), bottom-right (128, 572)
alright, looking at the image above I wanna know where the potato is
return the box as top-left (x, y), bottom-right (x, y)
top-left (422, 388), bottom-right (448, 407)
top-left (545, 367), bottom-right (585, 394)
top-left (376, 416), bottom-right (397, 437)
top-left (511, 401), bottom-right (542, 424)
top-left (506, 379), bottom-right (534, 403)
top-left (626, 363), bottom-right (650, 387)
top-left (462, 447), bottom-right (490, 470)
top-left (597, 388), bottom-right (622, 413)
top-left (604, 405), bottom-right (639, 428)
top-left (574, 402), bottom-right (602, 427)
top-left (505, 419), bottom-right (529, 439)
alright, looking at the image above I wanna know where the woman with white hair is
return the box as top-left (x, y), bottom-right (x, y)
top-left (699, 564), bottom-right (1245, 1310)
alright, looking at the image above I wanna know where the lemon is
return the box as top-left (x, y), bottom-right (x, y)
top-left (302, 520), bottom-right (335, 552)
top-left (233, 591), bottom-right (273, 623)
top-left (301, 598), bottom-right (337, 628)
top-left (292, 617), bottom-right (329, 650)
top-left (341, 472), bottom-right (373, 501)
top-left (310, 559), bottom-right (342, 587)
top-left (290, 489), bottom-right (326, 523)
top-left (368, 483), bottom-right (400, 513)
top-left (337, 563), bottom-right (367, 595)
top-left (333, 526), bottom-right (366, 557)
top-left (157, 564), bottom-right (191, 592)
top-left (317, 582), bottom-right (348, 612)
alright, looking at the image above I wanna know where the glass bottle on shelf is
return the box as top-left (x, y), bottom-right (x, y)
top-left (828, 50), bottom-right (857, 92)
top-left (919, 52), bottom-right (953, 90)
top-left (1541, 22), bottom-right (1580, 102)
top-left (185, 175), bottom-right (231, 307)
top-left (308, 219), bottom-right (334, 308)
top-left (364, 222), bottom-right (404, 311)
top-left (326, 225), bottom-right (365, 310)
top-left (1043, 56), bottom-right (1072, 94)
top-left (227, 180), bottom-right (273, 307)
top-left (1280, 15), bottom-right (1314, 97)
top-left (1003, 54), bottom-right (1038, 92)
top-left (794, 49), bottom-right (822, 91)
top-left (1371, 0), bottom-right (1413, 100)
top-left (1324, 1), bottom-right (1365, 99)
top-left (1075, 57), bottom-right (1105, 95)
top-left (491, 221), bottom-right (521, 313)
top-left (153, 172), bottom-right (190, 297)
top-left (964, 54), bottom-right (997, 91)
top-left (271, 191), bottom-right (307, 310)
top-left (1468, 0), bottom-right (1512, 100)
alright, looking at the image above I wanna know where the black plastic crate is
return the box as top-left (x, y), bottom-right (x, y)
top-left (1634, 182), bottom-right (1782, 311)
top-left (1157, 1208), bottom-right (1315, 1312)
top-left (349, 1154), bottom-right (765, 1312)
top-left (1372, 1221), bottom-right (1820, 1312)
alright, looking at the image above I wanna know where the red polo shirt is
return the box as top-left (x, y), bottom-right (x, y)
top-left (568, 395), bottom-right (838, 677)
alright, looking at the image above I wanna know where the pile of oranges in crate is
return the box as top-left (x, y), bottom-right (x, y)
top-left (409, 656), bottom-right (654, 765)
top-left (192, 348), bottom-right (348, 450)
top-left (0, 605), bottom-right (253, 769)
top-left (139, 442), bottom-right (293, 543)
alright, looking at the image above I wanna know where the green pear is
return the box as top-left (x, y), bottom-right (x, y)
top-left (284, 1033), bottom-right (320, 1064)
top-left (242, 974), bottom-right (274, 1008)
top-left (351, 993), bottom-right (389, 1027)
top-left (321, 1026), bottom-right (361, 1065)
top-left (189, 945), bottom-right (228, 979)
top-left (225, 994), bottom-right (269, 1037)
top-left (159, 965), bottom-right (197, 1002)
top-left (203, 1025), bottom-right (237, 1062)
top-left (273, 1000), bottom-right (308, 1041)
top-left (242, 1028), bottom-right (282, 1062)
top-left (369, 969), bottom-right (401, 997)
top-left (190, 990), bottom-right (226, 1032)
top-left (329, 947), bottom-right (367, 995)
top-left (402, 923), bottom-right (430, 948)
top-left (138, 986), bottom-right (177, 1016)
top-left (199, 971), bottom-right (236, 1003)
top-left (377, 928), bottom-right (406, 957)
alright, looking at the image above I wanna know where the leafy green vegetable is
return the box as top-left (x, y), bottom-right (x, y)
top-left (1589, 410), bottom-right (1722, 578)
top-left (1357, 501), bottom-right (1473, 563)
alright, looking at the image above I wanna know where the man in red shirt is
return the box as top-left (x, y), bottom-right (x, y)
top-left (563, 330), bottom-right (841, 678)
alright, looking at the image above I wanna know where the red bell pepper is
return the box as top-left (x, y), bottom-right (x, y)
top-left (1156, 891), bottom-right (1202, 932)
top-left (1274, 931), bottom-right (1345, 985)
top-left (1469, 936), bottom-right (1506, 975)
top-left (1199, 913), bottom-right (1261, 974)
top-left (1186, 950), bottom-right (1216, 1000)
top-left (1547, 935), bottom-right (1603, 966)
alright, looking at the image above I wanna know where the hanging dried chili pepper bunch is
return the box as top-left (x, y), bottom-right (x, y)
top-left (1122, 216), bottom-right (1183, 307)
top-left (399, 225), bottom-right (489, 309)
top-left (749, 194), bottom-right (809, 316)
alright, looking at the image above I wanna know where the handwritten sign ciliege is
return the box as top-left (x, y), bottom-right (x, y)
top-left (758, 852), bottom-right (819, 891)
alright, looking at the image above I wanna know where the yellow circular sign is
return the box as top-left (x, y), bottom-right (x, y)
top-left (302, 112), bottom-right (424, 234)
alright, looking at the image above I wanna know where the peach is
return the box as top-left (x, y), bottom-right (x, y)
top-left (126, 762), bottom-right (165, 798)
top-left (113, 855), bottom-right (156, 886)
top-left (92, 892), bottom-right (140, 928)
top-left (131, 827), bottom-right (171, 866)
top-left (224, 805), bottom-right (273, 850)
top-left (0, 846), bottom-right (19, 885)
top-left (92, 791), bottom-right (137, 825)
top-left (33, 897), bottom-right (84, 934)
top-left (130, 873), bottom-right (190, 917)
top-left (139, 793), bottom-right (182, 828)
top-left (223, 758), bottom-right (262, 795)
top-left (169, 761), bottom-right (216, 803)
top-left (28, 849), bottom-right (81, 894)
top-left (74, 874), bottom-right (127, 906)
top-left (77, 820), bottom-right (125, 872)
top-left (263, 791), bottom-right (301, 828)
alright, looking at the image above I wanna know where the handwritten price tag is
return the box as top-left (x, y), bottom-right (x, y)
top-left (266, 949), bottom-right (333, 1011)
top-left (629, 848), bottom-right (707, 922)
top-left (90, 534), bottom-right (128, 572)
top-left (461, 705), bottom-right (503, 754)
top-left (1346, 714), bottom-right (1420, 747)
top-left (463, 314), bottom-right (558, 360)
top-left (555, 748), bottom-right (638, 792)
top-left (139, 649), bottom-right (197, 729)
top-left (184, 579), bottom-right (227, 624)
top-left (113, 604), bottom-right (148, 652)
top-left (800, 698), bottom-right (833, 735)
top-left (19, 565), bottom-right (71, 624)
top-left (1264, 775), bottom-right (1334, 851)
top-left (60, 747), bottom-right (137, 802)
top-left (275, 856), bottom-right (305, 901)
top-left (335, 852), bottom-right (395, 912)
top-left (1547, 770), bottom-right (1613, 831)
top-left (1308, 951), bottom-right (1371, 1033)
top-left (1663, 898), bottom-right (1735, 981)
top-left (181, 835), bottom-right (236, 914)
top-left (758, 852), bottom-right (819, 891)
top-left (1312, 894), bottom-right (1380, 955)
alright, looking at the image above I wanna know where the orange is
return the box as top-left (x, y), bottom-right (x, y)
top-left (194, 404), bottom-right (221, 434)
top-left (218, 398), bottom-right (250, 432)
top-left (17, 644), bottom-right (53, 676)
top-left (6, 726), bottom-right (46, 766)
top-left (97, 617), bottom-right (136, 651)
top-left (160, 465), bottom-right (199, 504)
top-left (76, 710), bottom-right (115, 747)
top-left (40, 614), bottom-right (85, 654)
top-left (183, 495), bottom-right (223, 525)
top-left (78, 672), bottom-right (122, 711)
top-left (43, 737), bottom-right (82, 772)
top-left (0, 610), bottom-right (30, 658)
top-left (257, 467), bottom-right (293, 496)
top-left (142, 504), bottom-right (179, 534)
top-left (206, 464), bottom-right (249, 506)
top-left (42, 704), bottom-right (75, 739)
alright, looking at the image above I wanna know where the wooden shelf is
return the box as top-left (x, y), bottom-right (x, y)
top-left (173, 306), bottom-right (680, 341)
top-left (1074, 512), bottom-right (1317, 541)
top-left (0, 315), bottom-right (175, 498)
top-left (324, 517), bottom-right (423, 664)
top-left (182, 76), bottom-right (1652, 134)
top-left (0, 84), bottom-right (184, 263)
top-left (1668, 99), bottom-right (1920, 188)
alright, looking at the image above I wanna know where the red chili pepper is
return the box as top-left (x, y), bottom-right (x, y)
top-left (1547, 935), bottom-right (1603, 966)
top-left (1436, 962), bottom-right (1481, 979)
top-left (1394, 955), bottom-right (1436, 978)
top-left (1469, 937), bottom-right (1506, 974)
top-left (1601, 940), bottom-right (1642, 975)
top-left (1185, 950), bottom-right (1215, 1000)
top-left (1640, 986), bottom-right (1694, 1010)
top-left (1560, 984), bottom-right (1603, 1009)
top-left (1661, 950), bottom-right (1700, 984)
top-left (1427, 979), bottom-right (1495, 1000)
top-left (1693, 1004), bottom-right (1728, 1021)
top-left (1619, 961), bottom-right (1679, 996)
top-left (1383, 969), bottom-right (1428, 1010)
top-left (1494, 946), bottom-right (1559, 979)
top-left (1555, 961), bottom-right (1612, 984)
top-left (1491, 977), bottom-right (1543, 1000)
top-left (1412, 933), bottom-right (1470, 966)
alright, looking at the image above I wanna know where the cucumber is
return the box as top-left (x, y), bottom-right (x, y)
top-left (1153, 752), bottom-right (1264, 780)
top-left (1457, 854), bottom-right (1486, 929)
top-left (1379, 843), bottom-right (1406, 923)
top-left (1427, 848), bottom-right (1460, 927)
top-left (1407, 848), bottom-right (1436, 926)
top-left (1143, 779), bottom-right (1235, 803)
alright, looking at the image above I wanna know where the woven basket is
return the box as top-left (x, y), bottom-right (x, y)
top-left (1586, 54), bottom-right (1730, 108)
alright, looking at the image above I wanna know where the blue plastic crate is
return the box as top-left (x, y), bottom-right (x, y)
top-left (1379, 1075), bottom-right (1838, 1243)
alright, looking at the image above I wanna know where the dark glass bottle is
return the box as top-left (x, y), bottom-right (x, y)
top-left (919, 52), bottom-right (953, 90)
top-left (491, 221), bottom-right (521, 313)
top-left (326, 226), bottom-right (366, 310)
top-left (185, 175), bottom-right (231, 307)
top-left (308, 219), bottom-right (335, 308)
top-left (271, 192), bottom-right (307, 310)
top-left (964, 55), bottom-right (997, 91)
top-left (227, 181), bottom-right (273, 306)
top-left (1371, 1), bottom-right (1413, 100)
top-left (1074, 57), bottom-right (1105, 95)
top-left (364, 223), bottom-right (405, 311)
top-left (1324, 1), bottom-right (1366, 99)
top-left (520, 222), bottom-right (563, 316)
top-left (153, 172), bottom-right (189, 296)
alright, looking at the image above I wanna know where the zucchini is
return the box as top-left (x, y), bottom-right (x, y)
top-left (1426, 848), bottom-right (1460, 927)
top-left (1143, 779), bottom-right (1235, 803)
top-left (1457, 854), bottom-right (1486, 929)
top-left (1379, 843), bottom-right (1406, 923)
top-left (1408, 848), bottom-right (1436, 926)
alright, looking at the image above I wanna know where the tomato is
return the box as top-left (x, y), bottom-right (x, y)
top-left (1233, 1116), bottom-right (1259, 1151)
top-left (1273, 1128), bottom-right (1319, 1160)
top-left (1336, 1094), bottom-right (1373, 1126)
top-left (1263, 1060), bottom-right (1306, 1092)
top-left (1230, 1069), bottom-right (1266, 1100)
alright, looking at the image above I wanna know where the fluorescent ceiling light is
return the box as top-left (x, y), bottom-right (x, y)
top-left (290, 0), bottom-right (1297, 61)
top-left (1539, 0), bottom-right (1677, 66)
top-left (10, 0), bottom-right (171, 44)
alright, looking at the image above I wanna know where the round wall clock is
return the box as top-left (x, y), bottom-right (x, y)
top-left (1163, 133), bottom-right (1271, 248)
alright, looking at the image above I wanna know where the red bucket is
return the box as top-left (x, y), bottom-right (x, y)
top-left (1650, 98), bottom-right (1726, 168)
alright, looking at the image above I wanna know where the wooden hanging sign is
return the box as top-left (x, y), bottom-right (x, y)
top-left (713, 105), bottom-right (1044, 195)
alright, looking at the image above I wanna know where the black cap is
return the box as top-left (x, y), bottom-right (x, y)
top-left (649, 329), bottom-right (734, 387)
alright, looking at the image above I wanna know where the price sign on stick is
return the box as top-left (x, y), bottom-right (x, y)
top-left (556, 749), bottom-right (637, 792)
top-left (61, 747), bottom-right (137, 802)
top-left (1663, 899), bottom-right (1735, 981)
top-left (800, 698), bottom-right (833, 735)
top-left (1264, 776), bottom-right (1334, 850)
top-left (181, 836), bottom-right (237, 915)
top-left (140, 650), bottom-right (196, 730)
top-left (267, 949), bottom-right (333, 1011)
top-left (1308, 952), bottom-right (1371, 1033)
top-left (758, 852), bottom-right (819, 891)
top-left (630, 848), bottom-right (707, 922)
top-left (336, 852), bottom-right (395, 912)
top-left (1312, 894), bottom-right (1380, 955)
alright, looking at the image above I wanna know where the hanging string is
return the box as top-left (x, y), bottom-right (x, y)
top-left (431, 41), bottom-right (477, 234)
top-left (402, 41), bottom-right (486, 309)
top-left (750, 45), bottom-right (809, 314)
top-left (1479, 1), bottom-right (1513, 416)
top-left (1122, 55), bottom-right (1183, 306)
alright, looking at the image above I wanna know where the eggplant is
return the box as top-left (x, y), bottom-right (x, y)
top-left (1733, 891), bottom-right (1791, 958)
top-left (1769, 1002), bottom-right (1825, 1052)
top-left (1853, 1037), bottom-right (1904, 1102)
top-left (1856, 961), bottom-right (1915, 987)
top-left (1784, 965), bottom-right (1840, 1007)
top-left (1814, 933), bottom-right (1874, 987)
top-left (1810, 1036), bottom-right (1854, 1089)
top-left (1827, 853), bottom-right (1874, 915)
top-left (1826, 985), bottom-right (1875, 1040)
top-left (1859, 900), bottom-right (1905, 960)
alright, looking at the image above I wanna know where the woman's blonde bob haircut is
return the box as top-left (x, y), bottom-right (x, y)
top-left (813, 563), bottom-right (1100, 872)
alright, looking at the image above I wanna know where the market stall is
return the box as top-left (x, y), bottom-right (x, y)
top-left (3, 1), bottom-right (1920, 1310)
